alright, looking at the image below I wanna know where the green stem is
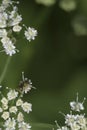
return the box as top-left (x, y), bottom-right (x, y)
top-left (0, 56), bottom-right (11, 84)
top-left (31, 122), bottom-right (54, 128)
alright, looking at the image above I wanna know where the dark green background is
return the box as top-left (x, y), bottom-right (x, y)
top-left (1, 0), bottom-right (87, 129)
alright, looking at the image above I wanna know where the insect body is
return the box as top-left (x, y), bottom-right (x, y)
top-left (19, 72), bottom-right (34, 94)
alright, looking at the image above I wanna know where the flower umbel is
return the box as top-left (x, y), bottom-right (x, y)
top-left (54, 94), bottom-right (87, 130)
top-left (0, 0), bottom-right (37, 56)
top-left (0, 73), bottom-right (33, 129)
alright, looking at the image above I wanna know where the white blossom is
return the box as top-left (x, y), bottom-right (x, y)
top-left (70, 94), bottom-right (85, 112)
top-left (70, 123), bottom-right (80, 130)
top-left (1, 111), bottom-right (9, 120)
top-left (17, 112), bottom-right (24, 122)
top-left (0, 5), bottom-right (6, 12)
top-left (65, 114), bottom-right (77, 126)
top-left (61, 126), bottom-right (68, 130)
top-left (16, 99), bottom-right (23, 106)
top-left (22, 102), bottom-right (32, 113)
top-left (9, 14), bottom-right (22, 26)
top-left (13, 24), bottom-right (22, 32)
top-left (0, 86), bottom-right (2, 88)
top-left (70, 101), bottom-right (84, 112)
top-left (77, 115), bottom-right (87, 128)
top-left (7, 89), bottom-right (18, 100)
top-left (9, 9), bottom-right (17, 19)
top-left (0, 107), bottom-right (3, 112)
top-left (2, 104), bottom-right (8, 110)
top-left (4, 118), bottom-right (16, 130)
top-left (1, 97), bottom-right (8, 105)
top-left (9, 106), bottom-right (18, 114)
top-left (3, 42), bottom-right (16, 56)
top-left (18, 122), bottom-right (31, 130)
top-left (0, 12), bottom-right (8, 28)
top-left (1, 36), bottom-right (16, 56)
top-left (2, 0), bottom-right (12, 5)
top-left (0, 29), bottom-right (7, 38)
top-left (24, 27), bottom-right (37, 42)
top-left (1, 36), bottom-right (11, 44)
top-left (23, 83), bottom-right (32, 94)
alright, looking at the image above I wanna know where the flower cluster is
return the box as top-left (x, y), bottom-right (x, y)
top-left (0, 0), bottom-right (37, 56)
top-left (54, 94), bottom-right (87, 130)
top-left (0, 73), bottom-right (33, 130)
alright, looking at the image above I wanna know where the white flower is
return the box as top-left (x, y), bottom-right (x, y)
top-left (4, 118), bottom-right (16, 130)
top-left (1, 36), bottom-right (11, 44)
top-left (70, 123), bottom-right (80, 130)
top-left (7, 89), bottom-right (18, 100)
top-left (1, 111), bottom-right (9, 120)
top-left (3, 41), bottom-right (16, 56)
top-left (70, 94), bottom-right (85, 112)
top-left (5, 43), bottom-right (16, 56)
top-left (13, 24), bottom-right (22, 32)
top-left (70, 101), bottom-right (84, 112)
top-left (0, 5), bottom-right (6, 12)
top-left (0, 12), bottom-right (8, 28)
top-left (1, 97), bottom-right (8, 105)
top-left (0, 29), bottom-right (7, 38)
top-left (22, 102), bottom-right (32, 113)
top-left (2, 104), bottom-right (8, 110)
top-left (0, 107), bottom-right (3, 112)
top-left (1, 36), bottom-right (17, 56)
top-left (18, 122), bottom-right (31, 130)
top-left (61, 126), bottom-right (69, 130)
top-left (16, 99), bottom-right (23, 106)
top-left (24, 27), bottom-right (37, 42)
top-left (9, 7), bottom-right (18, 19)
top-left (55, 120), bottom-right (68, 130)
top-left (9, 106), bottom-right (18, 114)
top-left (0, 85), bottom-right (2, 88)
top-left (17, 112), bottom-right (24, 122)
top-left (2, 0), bottom-right (12, 5)
top-left (77, 115), bottom-right (87, 128)
top-left (23, 83), bottom-right (32, 94)
top-left (65, 114), bottom-right (77, 126)
top-left (9, 14), bottom-right (22, 26)
top-left (1, 36), bottom-right (16, 56)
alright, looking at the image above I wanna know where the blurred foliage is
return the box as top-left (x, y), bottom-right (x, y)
top-left (72, 15), bottom-right (87, 35)
top-left (1, 0), bottom-right (87, 129)
top-left (35, 0), bottom-right (56, 6)
top-left (59, 0), bottom-right (77, 12)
